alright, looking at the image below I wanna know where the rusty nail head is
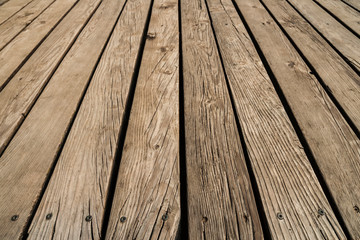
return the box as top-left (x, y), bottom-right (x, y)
top-left (46, 213), bottom-right (53, 220)
top-left (162, 214), bottom-right (168, 221)
top-left (85, 215), bottom-right (92, 222)
top-left (277, 212), bottom-right (284, 220)
top-left (318, 209), bottom-right (325, 216)
top-left (11, 215), bottom-right (19, 221)
top-left (120, 216), bottom-right (126, 223)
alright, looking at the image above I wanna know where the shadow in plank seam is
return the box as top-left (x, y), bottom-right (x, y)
top-left (100, 0), bottom-right (156, 237)
top-left (202, 0), bottom-right (272, 238)
top-left (232, 0), bottom-right (352, 237)
top-left (20, 0), bottom-right (129, 237)
top-left (178, 0), bottom-right (189, 238)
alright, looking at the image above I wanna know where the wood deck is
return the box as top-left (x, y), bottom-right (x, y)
top-left (0, 0), bottom-right (359, 239)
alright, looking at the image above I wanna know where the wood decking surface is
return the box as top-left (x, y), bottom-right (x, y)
top-left (0, 0), bottom-right (359, 239)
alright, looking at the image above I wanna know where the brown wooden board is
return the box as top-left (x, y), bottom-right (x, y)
top-left (0, 0), bottom-right (101, 156)
top-left (240, 0), bottom-right (360, 238)
top-left (210, 0), bottom-right (347, 238)
top-left (0, 0), bottom-right (78, 89)
top-left (27, 0), bottom-right (153, 238)
top-left (262, 0), bottom-right (360, 132)
top-left (288, 0), bottom-right (360, 71)
top-left (105, 0), bottom-right (181, 238)
top-left (0, 0), bottom-right (33, 24)
top-left (0, 0), bottom-right (126, 238)
top-left (341, 0), bottom-right (360, 11)
top-left (0, 0), bottom-right (55, 50)
top-left (181, 0), bottom-right (263, 238)
top-left (314, 0), bottom-right (360, 35)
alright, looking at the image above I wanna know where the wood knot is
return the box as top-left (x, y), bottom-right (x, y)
top-left (202, 216), bottom-right (208, 223)
top-left (287, 61), bottom-right (295, 68)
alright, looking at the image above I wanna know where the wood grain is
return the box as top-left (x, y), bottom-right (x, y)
top-left (0, 0), bottom-right (55, 50)
top-left (341, 0), bottom-right (360, 11)
top-left (0, 0), bottom-right (77, 89)
top-left (27, 0), bottom-right (153, 238)
top-left (239, 0), bottom-right (360, 238)
top-left (212, 0), bottom-right (347, 238)
top-left (0, 0), bottom-right (125, 238)
top-left (288, 0), bottom-right (360, 71)
top-left (181, 0), bottom-right (263, 238)
top-left (0, 0), bottom-right (33, 24)
top-left (105, 0), bottom-right (181, 239)
top-left (0, 0), bottom-right (101, 156)
top-left (313, 0), bottom-right (360, 35)
top-left (262, 0), bottom-right (360, 132)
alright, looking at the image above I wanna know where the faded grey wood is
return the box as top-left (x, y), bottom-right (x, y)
top-left (235, 0), bottom-right (360, 238)
top-left (27, 0), bottom-right (153, 238)
top-left (105, 0), bottom-right (181, 239)
top-left (181, 0), bottom-right (263, 238)
top-left (0, 0), bottom-right (126, 238)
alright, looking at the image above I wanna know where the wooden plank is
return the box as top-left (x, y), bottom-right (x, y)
top-left (0, 0), bottom-right (78, 89)
top-left (341, 0), bottom-right (360, 11)
top-left (27, 0), bottom-right (153, 238)
top-left (288, 0), bottom-right (360, 71)
top-left (0, 0), bottom-right (126, 238)
top-left (314, 0), bottom-right (360, 35)
top-left (234, 0), bottom-right (360, 238)
top-left (0, 0), bottom-right (101, 156)
top-left (261, 0), bottom-right (360, 133)
top-left (0, 0), bottom-right (33, 24)
top-left (0, 0), bottom-right (55, 50)
top-left (0, 0), bottom-right (10, 6)
top-left (105, 0), bottom-right (180, 239)
top-left (181, 0), bottom-right (263, 238)
top-left (206, 0), bottom-right (347, 238)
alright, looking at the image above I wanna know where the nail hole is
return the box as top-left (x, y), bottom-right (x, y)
top-left (120, 216), bottom-right (127, 223)
top-left (162, 214), bottom-right (168, 221)
top-left (46, 213), bottom-right (53, 220)
top-left (11, 215), bottom-right (19, 221)
top-left (202, 216), bottom-right (208, 223)
top-left (354, 205), bottom-right (360, 213)
top-left (277, 212), bottom-right (284, 220)
top-left (85, 215), bottom-right (92, 222)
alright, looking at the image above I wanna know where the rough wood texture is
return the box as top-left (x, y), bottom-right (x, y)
top-left (263, 0), bottom-right (360, 132)
top-left (0, 0), bottom-right (101, 156)
top-left (341, 0), bottom-right (360, 11)
top-left (288, 0), bottom-right (360, 71)
top-left (222, 0), bottom-right (347, 238)
top-left (28, 0), bottom-right (152, 238)
top-left (106, 0), bottom-right (181, 239)
top-left (314, 0), bottom-right (360, 35)
top-left (0, 0), bottom-right (77, 89)
top-left (0, 0), bottom-right (125, 238)
top-left (0, 0), bottom-right (33, 23)
top-left (239, 0), bottom-right (360, 238)
top-left (181, 0), bottom-right (263, 238)
top-left (0, 0), bottom-right (55, 50)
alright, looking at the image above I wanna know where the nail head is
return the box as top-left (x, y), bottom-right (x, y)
top-left (11, 215), bottom-right (19, 221)
top-left (46, 213), bottom-right (53, 220)
top-left (85, 215), bottom-right (92, 222)
top-left (120, 216), bottom-right (126, 223)
top-left (162, 214), bottom-right (168, 221)
top-left (277, 212), bottom-right (284, 220)
top-left (318, 209), bottom-right (325, 216)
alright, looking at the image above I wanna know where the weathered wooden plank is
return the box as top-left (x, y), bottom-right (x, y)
top-left (0, 0), bottom-right (78, 89)
top-left (0, 0), bottom-right (101, 156)
top-left (341, 0), bottom-right (360, 11)
top-left (208, 0), bottom-right (347, 238)
top-left (105, 0), bottom-right (180, 239)
top-left (0, 0), bottom-right (33, 24)
top-left (0, 0), bottom-right (126, 238)
top-left (0, 0), bottom-right (10, 6)
top-left (181, 0), bottom-right (263, 238)
top-left (27, 0), bottom-right (153, 238)
top-left (288, 0), bottom-right (360, 71)
top-left (236, 0), bottom-right (360, 238)
top-left (262, 0), bottom-right (360, 132)
top-left (0, 0), bottom-right (55, 50)
top-left (314, 0), bottom-right (360, 35)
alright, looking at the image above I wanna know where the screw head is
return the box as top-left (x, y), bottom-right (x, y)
top-left (85, 215), bottom-right (92, 222)
top-left (11, 215), bottom-right (19, 221)
top-left (318, 209), bottom-right (325, 216)
top-left (120, 216), bottom-right (126, 223)
top-left (46, 213), bottom-right (53, 220)
top-left (162, 214), bottom-right (168, 221)
top-left (277, 212), bottom-right (284, 220)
